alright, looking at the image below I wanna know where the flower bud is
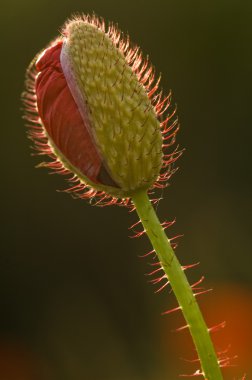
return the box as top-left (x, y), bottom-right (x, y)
top-left (23, 15), bottom-right (180, 203)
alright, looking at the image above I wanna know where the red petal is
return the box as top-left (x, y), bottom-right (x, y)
top-left (35, 41), bottom-right (102, 184)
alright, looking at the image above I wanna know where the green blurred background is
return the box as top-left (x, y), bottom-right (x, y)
top-left (0, 0), bottom-right (251, 379)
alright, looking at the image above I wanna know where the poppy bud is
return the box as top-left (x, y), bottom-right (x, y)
top-left (23, 15), bottom-right (180, 203)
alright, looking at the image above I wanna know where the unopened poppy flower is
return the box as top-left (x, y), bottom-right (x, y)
top-left (22, 14), bottom-right (227, 380)
top-left (23, 14), bottom-right (180, 204)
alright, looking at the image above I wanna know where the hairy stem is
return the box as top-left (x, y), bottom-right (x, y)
top-left (132, 190), bottom-right (223, 380)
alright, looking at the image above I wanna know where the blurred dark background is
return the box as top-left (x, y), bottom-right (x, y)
top-left (0, 0), bottom-right (251, 379)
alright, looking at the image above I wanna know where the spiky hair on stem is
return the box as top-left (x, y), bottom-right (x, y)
top-left (22, 13), bottom-right (182, 206)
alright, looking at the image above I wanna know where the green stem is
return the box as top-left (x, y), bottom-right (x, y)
top-left (132, 190), bottom-right (223, 380)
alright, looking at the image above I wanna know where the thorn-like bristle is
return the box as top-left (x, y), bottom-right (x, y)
top-left (149, 274), bottom-right (166, 285)
top-left (129, 228), bottom-right (146, 238)
top-left (193, 288), bottom-right (213, 297)
top-left (208, 321), bottom-right (226, 333)
top-left (145, 267), bottom-right (163, 277)
top-left (161, 219), bottom-right (176, 230)
top-left (129, 220), bottom-right (142, 230)
top-left (182, 262), bottom-right (200, 271)
top-left (155, 280), bottom-right (170, 293)
top-left (173, 324), bottom-right (189, 333)
top-left (162, 305), bottom-right (181, 316)
top-left (180, 356), bottom-right (200, 364)
top-left (191, 276), bottom-right (205, 290)
top-left (138, 249), bottom-right (156, 258)
top-left (179, 369), bottom-right (204, 378)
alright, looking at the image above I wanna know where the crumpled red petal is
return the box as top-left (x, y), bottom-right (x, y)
top-left (35, 41), bottom-right (102, 184)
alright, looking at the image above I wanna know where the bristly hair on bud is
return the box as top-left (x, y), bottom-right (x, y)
top-left (22, 13), bottom-right (181, 206)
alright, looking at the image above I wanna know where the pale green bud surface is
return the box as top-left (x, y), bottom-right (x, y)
top-left (62, 20), bottom-right (163, 197)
